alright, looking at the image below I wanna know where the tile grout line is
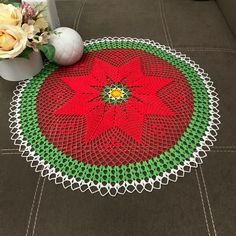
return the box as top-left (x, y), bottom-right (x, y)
top-left (2, 148), bottom-right (19, 150)
top-left (75, 0), bottom-right (87, 31)
top-left (212, 146), bottom-right (236, 148)
top-left (195, 170), bottom-right (211, 236)
top-left (1, 153), bottom-right (23, 155)
top-left (158, 0), bottom-right (170, 46)
top-left (31, 178), bottom-right (46, 236)
top-left (25, 175), bottom-right (42, 236)
top-left (160, 0), bottom-right (220, 229)
top-left (72, 0), bottom-right (85, 30)
top-left (158, 3), bottom-right (213, 234)
top-left (161, 0), bottom-right (173, 48)
top-left (210, 150), bottom-right (236, 153)
top-left (200, 166), bottom-right (218, 236)
top-left (28, 2), bottom-right (87, 235)
top-left (176, 47), bottom-right (236, 54)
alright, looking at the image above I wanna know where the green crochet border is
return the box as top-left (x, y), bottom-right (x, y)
top-left (20, 40), bottom-right (209, 184)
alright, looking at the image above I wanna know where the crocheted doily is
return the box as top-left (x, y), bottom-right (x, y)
top-left (9, 37), bottom-right (220, 196)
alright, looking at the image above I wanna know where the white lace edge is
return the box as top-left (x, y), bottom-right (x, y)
top-left (9, 37), bottom-right (220, 197)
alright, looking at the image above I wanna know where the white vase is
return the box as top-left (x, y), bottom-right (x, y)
top-left (0, 51), bottom-right (43, 81)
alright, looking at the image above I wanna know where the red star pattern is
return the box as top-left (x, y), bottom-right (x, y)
top-left (55, 58), bottom-right (175, 143)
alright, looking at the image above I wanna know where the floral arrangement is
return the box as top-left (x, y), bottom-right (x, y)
top-left (0, 0), bottom-right (55, 61)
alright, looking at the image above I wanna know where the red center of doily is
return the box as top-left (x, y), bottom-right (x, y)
top-left (55, 58), bottom-right (175, 143)
top-left (36, 49), bottom-right (194, 166)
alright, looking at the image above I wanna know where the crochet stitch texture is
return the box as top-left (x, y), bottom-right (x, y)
top-left (9, 37), bottom-right (220, 196)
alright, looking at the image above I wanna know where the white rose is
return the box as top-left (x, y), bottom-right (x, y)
top-left (0, 3), bottom-right (22, 26)
top-left (0, 25), bottom-right (28, 59)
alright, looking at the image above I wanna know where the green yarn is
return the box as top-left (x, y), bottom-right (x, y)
top-left (20, 39), bottom-right (209, 184)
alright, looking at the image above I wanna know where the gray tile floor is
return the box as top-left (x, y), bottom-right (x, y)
top-left (0, 0), bottom-right (236, 235)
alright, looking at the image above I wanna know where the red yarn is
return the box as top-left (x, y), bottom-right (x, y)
top-left (55, 58), bottom-right (175, 143)
top-left (37, 49), bottom-right (194, 166)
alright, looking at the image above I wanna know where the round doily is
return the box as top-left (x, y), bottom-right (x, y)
top-left (9, 37), bottom-right (220, 196)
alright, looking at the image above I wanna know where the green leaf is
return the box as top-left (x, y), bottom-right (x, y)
top-left (11, 2), bottom-right (21, 7)
top-left (0, 0), bottom-right (20, 7)
top-left (38, 44), bottom-right (55, 62)
top-left (17, 48), bottom-right (33, 59)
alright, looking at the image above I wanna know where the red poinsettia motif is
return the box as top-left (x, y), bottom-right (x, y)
top-left (55, 58), bottom-right (175, 143)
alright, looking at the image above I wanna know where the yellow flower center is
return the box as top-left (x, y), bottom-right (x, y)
top-left (111, 89), bottom-right (123, 98)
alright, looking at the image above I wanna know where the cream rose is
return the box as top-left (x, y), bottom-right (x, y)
top-left (0, 3), bottom-right (22, 26)
top-left (22, 23), bottom-right (40, 39)
top-left (0, 25), bottom-right (28, 59)
top-left (35, 18), bottom-right (48, 30)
